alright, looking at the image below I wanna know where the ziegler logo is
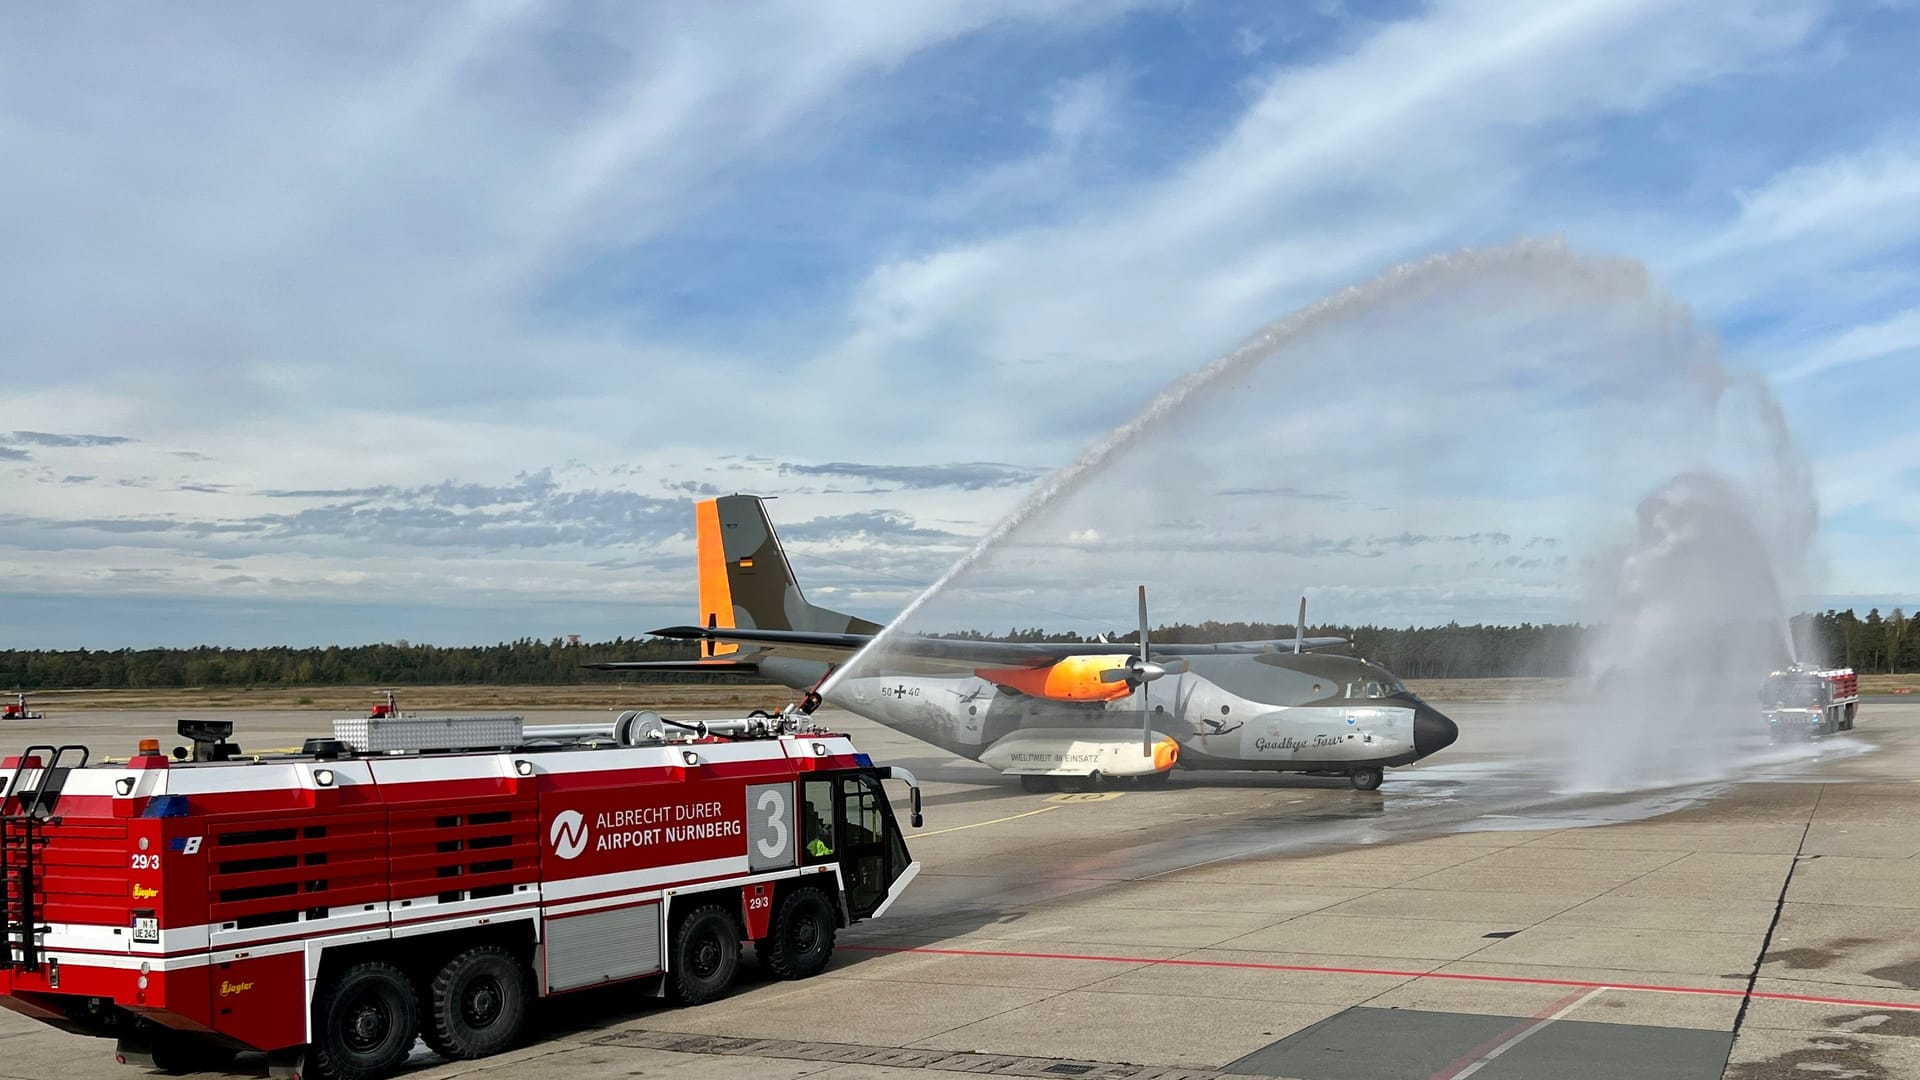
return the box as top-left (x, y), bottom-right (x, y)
top-left (219, 981), bottom-right (254, 996)
top-left (549, 810), bottom-right (588, 860)
top-left (132, 884), bottom-right (159, 899)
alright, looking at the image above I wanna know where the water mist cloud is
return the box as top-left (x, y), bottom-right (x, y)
top-left (825, 237), bottom-right (1824, 797)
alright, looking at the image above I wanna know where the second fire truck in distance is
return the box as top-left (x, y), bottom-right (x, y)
top-left (1762, 664), bottom-right (1860, 738)
top-left (0, 703), bottom-right (923, 1080)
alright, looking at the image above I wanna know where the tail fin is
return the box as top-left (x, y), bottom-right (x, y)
top-left (695, 495), bottom-right (882, 654)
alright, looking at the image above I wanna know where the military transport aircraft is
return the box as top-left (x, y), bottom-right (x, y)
top-left (590, 495), bottom-right (1457, 791)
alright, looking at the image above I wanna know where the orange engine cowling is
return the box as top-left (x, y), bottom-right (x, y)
top-left (977, 655), bottom-right (1136, 702)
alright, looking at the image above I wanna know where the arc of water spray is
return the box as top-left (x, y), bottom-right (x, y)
top-left (816, 236), bottom-right (1649, 700)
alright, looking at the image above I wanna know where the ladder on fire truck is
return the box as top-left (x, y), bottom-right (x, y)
top-left (1, 744), bottom-right (89, 972)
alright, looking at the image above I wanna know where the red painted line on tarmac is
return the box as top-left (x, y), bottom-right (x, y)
top-left (842, 944), bottom-right (1920, 1013)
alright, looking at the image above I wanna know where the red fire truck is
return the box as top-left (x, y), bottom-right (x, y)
top-left (3, 694), bottom-right (46, 721)
top-left (1762, 664), bottom-right (1860, 738)
top-left (0, 706), bottom-right (923, 1080)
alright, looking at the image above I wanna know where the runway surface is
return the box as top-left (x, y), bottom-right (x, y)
top-left (2, 697), bottom-right (1917, 1079)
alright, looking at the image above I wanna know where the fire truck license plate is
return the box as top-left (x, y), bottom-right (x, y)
top-left (132, 915), bottom-right (158, 943)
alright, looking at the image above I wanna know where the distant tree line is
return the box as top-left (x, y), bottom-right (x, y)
top-left (0, 637), bottom-right (743, 691)
top-left (1, 609), bottom-right (1911, 691)
top-left (917, 608), bottom-right (1915, 678)
top-left (939, 620), bottom-right (1592, 679)
top-left (1795, 608), bottom-right (1918, 675)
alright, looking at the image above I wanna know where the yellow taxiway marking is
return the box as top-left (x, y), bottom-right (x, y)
top-left (1045, 791), bottom-right (1124, 803)
top-left (914, 805), bottom-right (1062, 838)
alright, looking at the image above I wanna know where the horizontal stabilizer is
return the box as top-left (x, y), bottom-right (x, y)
top-left (581, 658), bottom-right (764, 672)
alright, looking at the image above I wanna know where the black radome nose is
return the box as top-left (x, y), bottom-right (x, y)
top-left (1413, 702), bottom-right (1459, 757)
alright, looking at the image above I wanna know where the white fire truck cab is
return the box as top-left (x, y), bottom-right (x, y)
top-left (0, 706), bottom-right (922, 1080)
top-left (1762, 665), bottom-right (1860, 739)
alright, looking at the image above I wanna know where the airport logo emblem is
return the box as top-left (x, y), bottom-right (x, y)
top-left (549, 810), bottom-right (588, 860)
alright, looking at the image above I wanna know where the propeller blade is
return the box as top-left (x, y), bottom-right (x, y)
top-left (1139, 585), bottom-right (1151, 756)
top-left (1295, 595), bottom-right (1307, 654)
top-left (1137, 586), bottom-right (1150, 659)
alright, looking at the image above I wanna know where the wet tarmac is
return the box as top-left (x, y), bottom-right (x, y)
top-left (3, 698), bottom-right (1918, 1080)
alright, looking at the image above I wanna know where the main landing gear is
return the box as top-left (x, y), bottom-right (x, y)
top-left (1348, 766), bottom-right (1384, 792)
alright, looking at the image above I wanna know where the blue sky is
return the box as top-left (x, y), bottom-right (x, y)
top-left (1, 0), bottom-right (1916, 649)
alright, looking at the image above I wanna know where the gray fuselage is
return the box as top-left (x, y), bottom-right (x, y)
top-left (762, 652), bottom-right (1459, 773)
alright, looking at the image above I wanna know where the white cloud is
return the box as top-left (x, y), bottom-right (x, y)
top-left (927, 69), bottom-right (1128, 223)
top-left (1711, 142), bottom-right (1920, 258)
top-left (1777, 305), bottom-right (1920, 381)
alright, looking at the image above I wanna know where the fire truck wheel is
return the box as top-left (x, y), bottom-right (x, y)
top-left (756, 885), bottom-right (837, 980)
top-left (668, 904), bottom-right (741, 1005)
top-left (311, 961), bottom-right (420, 1080)
top-left (424, 945), bottom-right (528, 1060)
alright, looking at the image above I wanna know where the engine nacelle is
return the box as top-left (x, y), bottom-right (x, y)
top-left (976, 654), bottom-right (1136, 702)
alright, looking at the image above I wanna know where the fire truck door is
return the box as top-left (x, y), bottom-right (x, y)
top-left (837, 775), bottom-right (890, 919)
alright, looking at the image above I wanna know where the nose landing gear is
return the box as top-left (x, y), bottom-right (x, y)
top-left (1349, 766), bottom-right (1383, 791)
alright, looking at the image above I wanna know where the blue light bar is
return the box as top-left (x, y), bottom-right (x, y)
top-left (141, 795), bottom-right (190, 818)
top-left (854, 753), bottom-right (873, 768)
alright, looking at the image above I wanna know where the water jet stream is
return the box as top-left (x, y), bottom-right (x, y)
top-left (819, 236), bottom-right (1821, 796)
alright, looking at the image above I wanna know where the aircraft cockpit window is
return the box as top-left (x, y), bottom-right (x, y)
top-left (1346, 681), bottom-right (1388, 699)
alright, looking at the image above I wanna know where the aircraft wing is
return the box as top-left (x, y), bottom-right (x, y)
top-left (581, 657), bottom-right (769, 672)
top-left (645, 625), bottom-right (1347, 669)
top-left (1154, 637), bottom-right (1348, 654)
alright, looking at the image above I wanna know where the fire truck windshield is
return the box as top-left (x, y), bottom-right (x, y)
top-left (1765, 677), bottom-right (1824, 707)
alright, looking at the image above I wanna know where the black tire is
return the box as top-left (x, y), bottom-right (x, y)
top-left (1350, 767), bottom-right (1384, 791)
top-left (668, 904), bottom-right (741, 1005)
top-left (756, 885), bottom-right (837, 980)
top-left (1137, 771), bottom-right (1171, 788)
top-left (423, 944), bottom-right (528, 1061)
top-left (310, 961), bottom-right (419, 1080)
top-left (1019, 775), bottom-right (1055, 793)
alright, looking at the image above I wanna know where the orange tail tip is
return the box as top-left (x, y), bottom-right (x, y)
top-left (694, 498), bottom-right (737, 657)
